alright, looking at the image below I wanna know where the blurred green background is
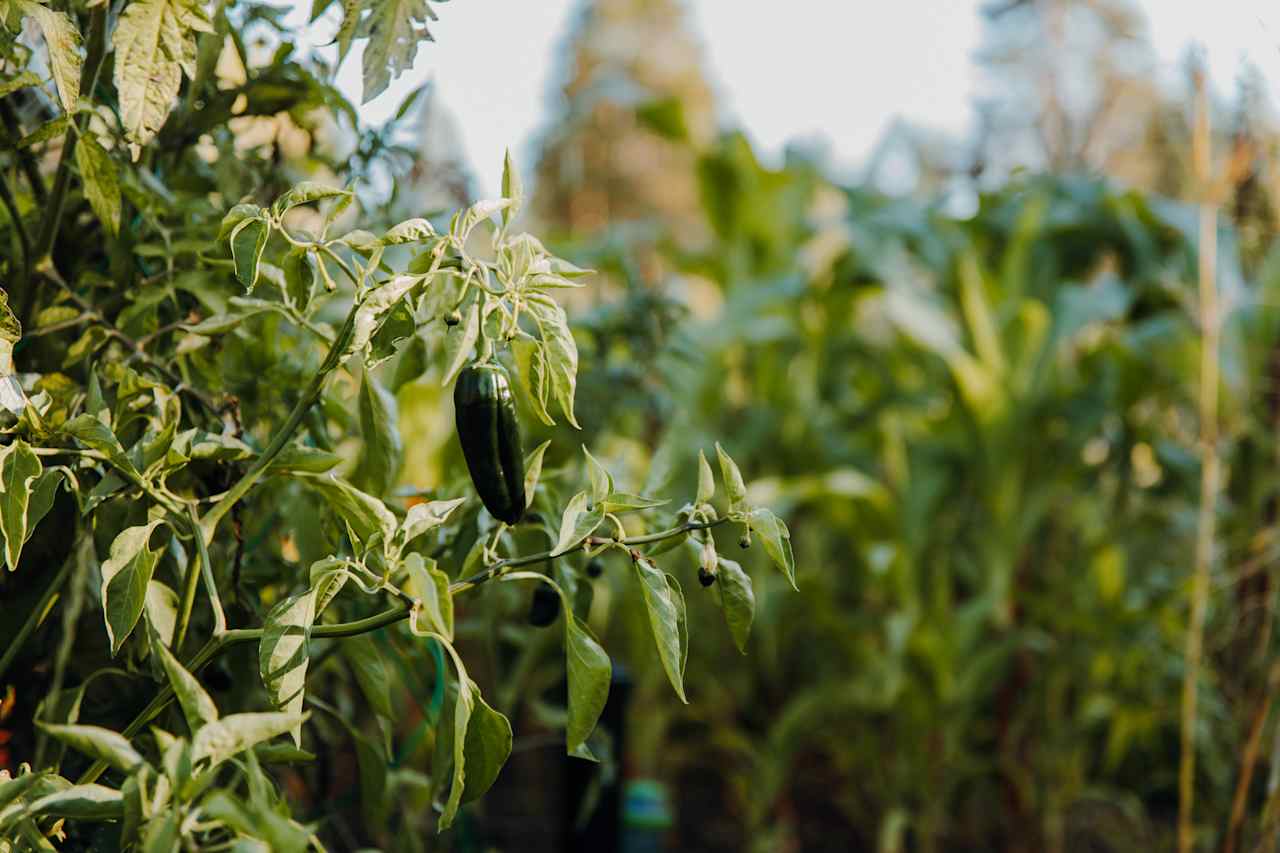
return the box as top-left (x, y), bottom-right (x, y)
top-left (374, 1), bottom-right (1280, 850)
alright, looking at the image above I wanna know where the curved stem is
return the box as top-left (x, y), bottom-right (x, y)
top-left (199, 302), bottom-right (359, 539)
top-left (0, 557), bottom-right (73, 682)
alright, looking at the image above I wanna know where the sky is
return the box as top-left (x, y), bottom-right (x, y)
top-left (299, 1), bottom-right (1280, 197)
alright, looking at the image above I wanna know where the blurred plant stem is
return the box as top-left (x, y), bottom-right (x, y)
top-left (1179, 68), bottom-right (1220, 853)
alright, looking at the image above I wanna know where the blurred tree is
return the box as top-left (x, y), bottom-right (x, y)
top-left (532, 0), bottom-right (716, 251)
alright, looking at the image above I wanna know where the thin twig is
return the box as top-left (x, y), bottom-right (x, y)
top-left (0, 98), bottom-right (48, 207)
top-left (0, 166), bottom-right (30, 282)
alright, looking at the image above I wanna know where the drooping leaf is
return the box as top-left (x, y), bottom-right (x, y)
top-left (75, 134), bottom-right (122, 237)
top-left (191, 712), bottom-right (308, 767)
top-left (527, 296), bottom-right (580, 428)
top-left (112, 0), bottom-right (214, 157)
top-left (0, 439), bottom-right (41, 570)
top-left (356, 0), bottom-right (440, 104)
top-left (230, 217), bottom-right (270, 291)
top-left (523, 439), bottom-right (551, 509)
top-left (18, 0), bottom-right (81, 113)
top-left (715, 557), bottom-right (754, 653)
top-left (143, 580), bottom-right (178, 648)
top-left (564, 613), bottom-right (611, 756)
top-left (633, 557), bottom-right (688, 703)
top-left (358, 374), bottom-right (402, 496)
top-left (747, 507), bottom-right (797, 590)
top-left (37, 724), bottom-right (146, 773)
top-left (440, 298), bottom-right (480, 386)
top-left (154, 639), bottom-right (218, 732)
top-left (259, 590), bottom-right (317, 746)
top-left (101, 520), bottom-right (167, 654)
top-left (405, 552), bottom-right (453, 640)
top-left (459, 686), bottom-right (512, 804)
top-left (271, 182), bottom-right (350, 217)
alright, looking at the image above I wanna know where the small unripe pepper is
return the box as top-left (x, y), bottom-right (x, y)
top-left (454, 364), bottom-right (526, 524)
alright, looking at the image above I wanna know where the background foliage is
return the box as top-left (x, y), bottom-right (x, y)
top-left (5, 0), bottom-right (1280, 851)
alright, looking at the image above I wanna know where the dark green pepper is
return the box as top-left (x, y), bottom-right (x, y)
top-left (454, 364), bottom-right (526, 524)
top-left (528, 584), bottom-right (561, 627)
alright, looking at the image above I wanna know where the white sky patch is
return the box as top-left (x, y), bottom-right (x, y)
top-left (287, 1), bottom-right (1280, 197)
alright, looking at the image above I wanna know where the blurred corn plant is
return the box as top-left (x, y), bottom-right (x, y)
top-left (535, 124), bottom-right (1280, 852)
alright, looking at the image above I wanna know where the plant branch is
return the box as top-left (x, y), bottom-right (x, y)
top-left (0, 99), bottom-right (48, 207)
top-left (0, 556), bottom-right (73, 682)
top-left (0, 166), bottom-right (30, 283)
top-left (74, 516), bottom-right (720, 785)
top-left (199, 302), bottom-right (359, 539)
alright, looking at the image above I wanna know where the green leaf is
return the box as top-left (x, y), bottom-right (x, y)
top-left (345, 274), bottom-right (421, 363)
top-left (439, 298), bottom-right (480, 386)
top-left (75, 134), bottom-right (122, 237)
top-left (357, 0), bottom-right (439, 103)
top-left (396, 497), bottom-right (465, 550)
top-left (259, 590), bottom-right (317, 747)
top-left (583, 446), bottom-right (612, 504)
top-left (101, 520), bottom-right (166, 655)
top-left (64, 414), bottom-right (140, 481)
top-left (13, 114), bottom-right (69, 149)
top-left (154, 639), bottom-right (218, 732)
top-left (358, 374), bottom-right (402, 496)
top-left (381, 217), bottom-right (436, 245)
top-left (696, 450), bottom-right (714, 505)
top-left (298, 473), bottom-right (397, 555)
top-left (26, 784), bottom-right (123, 821)
top-left (0, 439), bottom-right (40, 570)
top-left (191, 712), bottom-right (308, 767)
top-left (309, 557), bottom-right (350, 617)
top-left (523, 439), bottom-right (552, 510)
top-left (0, 71), bottom-right (41, 100)
top-left (405, 552), bottom-right (453, 640)
top-left (564, 614), bottom-right (610, 756)
top-left (36, 724), bottom-right (146, 772)
top-left (633, 557), bottom-right (688, 703)
top-left (460, 687), bottom-right (512, 804)
top-left (18, 0), bottom-right (81, 113)
top-left (715, 557), bottom-right (754, 653)
top-left (283, 249), bottom-right (317, 310)
top-left (218, 203), bottom-right (263, 241)
top-left (0, 770), bottom-right (45, 811)
top-left (271, 182), bottom-right (350, 217)
top-left (230, 217), bottom-right (270, 291)
top-left (143, 579), bottom-right (178, 647)
top-left (501, 148), bottom-right (523, 227)
top-left (512, 337), bottom-right (554, 426)
top-left (601, 493), bottom-right (667, 513)
top-left (747, 507), bottom-right (797, 590)
top-left (551, 490), bottom-right (603, 556)
top-left (715, 442), bottom-right (748, 513)
top-left (266, 445), bottom-right (341, 474)
top-left (527, 296), bottom-right (580, 428)
top-left (343, 634), bottom-right (393, 721)
top-left (112, 0), bottom-right (213, 157)
top-left (0, 286), bottom-right (20, 344)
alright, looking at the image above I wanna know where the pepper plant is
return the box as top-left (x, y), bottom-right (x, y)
top-left (0, 2), bottom-right (794, 848)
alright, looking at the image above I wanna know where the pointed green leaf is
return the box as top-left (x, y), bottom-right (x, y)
top-left (501, 148), bottom-right (523, 227)
top-left (523, 439), bottom-right (552, 509)
top-left (696, 450), bottom-right (714, 505)
top-left (26, 784), bottom-right (123, 820)
top-left (191, 712), bottom-right (308, 767)
top-left (551, 490), bottom-right (603, 556)
top-left (440, 298), bottom-right (480, 386)
top-left (715, 557), bottom-right (754, 653)
top-left (230, 218), bottom-right (270, 291)
top-left (747, 507), bottom-right (797, 589)
top-left (0, 439), bottom-right (40, 570)
top-left (583, 446), bottom-right (612, 504)
top-left (633, 557), bottom-right (688, 703)
top-left (343, 634), bottom-right (393, 721)
top-left (18, 0), bottom-right (81, 113)
top-left (715, 442), bottom-right (748, 513)
top-left (37, 723), bottom-right (146, 773)
top-left (358, 374), bottom-right (402, 496)
top-left (405, 552), bottom-right (453, 640)
top-left (564, 614), bottom-right (610, 756)
top-left (101, 520), bottom-right (166, 654)
top-left (154, 639), bottom-right (218, 732)
top-left (397, 497), bottom-right (465, 550)
top-left (75, 135), bottom-right (122, 237)
top-left (460, 686), bottom-right (511, 804)
top-left (259, 590), bottom-right (317, 746)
